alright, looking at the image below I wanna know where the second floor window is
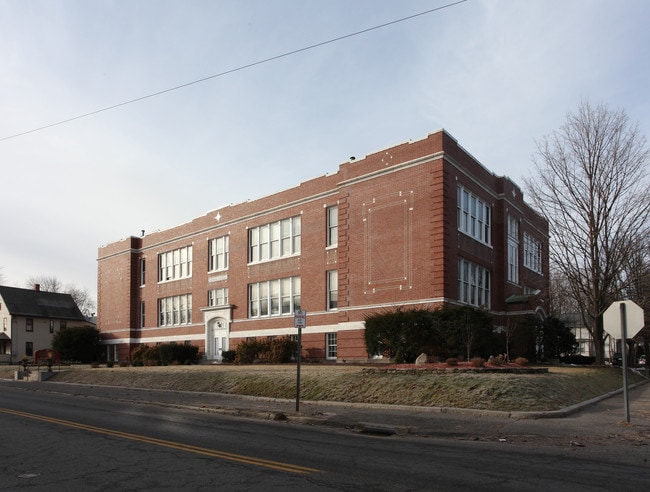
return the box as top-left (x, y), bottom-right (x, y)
top-left (208, 236), bottom-right (229, 272)
top-left (458, 258), bottom-right (490, 308)
top-left (327, 270), bottom-right (338, 310)
top-left (249, 216), bottom-right (301, 263)
top-left (159, 246), bottom-right (193, 282)
top-left (26, 318), bottom-right (33, 332)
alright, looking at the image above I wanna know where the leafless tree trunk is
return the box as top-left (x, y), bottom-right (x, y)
top-left (524, 101), bottom-right (650, 364)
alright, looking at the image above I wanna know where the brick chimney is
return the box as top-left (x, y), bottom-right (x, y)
top-left (34, 284), bottom-right (40, 291)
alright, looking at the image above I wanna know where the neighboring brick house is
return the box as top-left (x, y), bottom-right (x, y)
top-left (97, 130), bottom-right (549, 363)
top-left (0, 285), bottom-right (87, 364)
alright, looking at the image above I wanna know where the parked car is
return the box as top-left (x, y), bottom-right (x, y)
top-left (611, 353), bottom-right (622, 366)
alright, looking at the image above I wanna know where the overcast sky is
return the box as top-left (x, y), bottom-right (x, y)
top-left (1, 0), bottom-right (648, 303)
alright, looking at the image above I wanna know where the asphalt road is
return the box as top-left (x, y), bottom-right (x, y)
top-left (1, 381), bottom-right (649, 491)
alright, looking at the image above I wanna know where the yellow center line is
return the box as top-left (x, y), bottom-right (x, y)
top-left (0, 407), bottom-right (320, 475)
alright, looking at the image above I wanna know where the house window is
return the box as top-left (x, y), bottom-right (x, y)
top-left (457, 185), bottom-right (491, 245)
top-left (326, 206), bottom-right (338, 247)
top-left (458, 258), bottom-right (491, 308)
top-left (248, 276), bottom-right (300, 318)
top-left (60, 320), bottom-right (67, 330)
top-left (248, 216), bottom-right (301, 263)
top-left (327, 270), bottom-right (338, 310)
top-left (140, 258), bottom-right (146, 286)
top-left (49, 320), bottom-right (54, 333)
top-left (158, 295), bottom-right (192, 327)
top-left (3, 318), bottom-right (6, 332)
top-left (507, 215), bottom-right (519, 284)
top-left (326, 333), bottom-right (337, 360)
top-left (25, 341), bottom-right (33, 357)
top-left (208, 235), bottom-right (229, 272)
top-left (524, 233), bottom-right (542, 273)
top-left (158, 246), bottom-right (193, 282)
top-left (140, 302), bottom-right (145, 328)
top-left (26, 318), bottom-right (33, 332)
top-left (208, 288), bottom-right (229, 306)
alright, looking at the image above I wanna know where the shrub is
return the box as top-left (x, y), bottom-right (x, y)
top-left (469, 357), bottom-right (485, 368)
top-left (514, 357), bottom-right (529, 366)
top-left (268, 336), bottom-right (298, 363)
top-left (158, 343), bottom-right (199, 365)
top-left (52, 326), bottom-right (102, 363)
top-left (488, 354), bottom-right (507, 366)
top-left (235, 338), bottom-right (269, 364)
top-left (106, 361), bottom-right (114, 368)
top-left (446, 357), bottom-right (459, 366)
top-left (559, 354), bottom-right (595, 365)
top-left (221, 350), bottom-right (236, 363)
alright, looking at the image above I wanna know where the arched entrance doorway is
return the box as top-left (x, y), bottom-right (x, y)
top-left (204, 307), bottom-right (231, 361)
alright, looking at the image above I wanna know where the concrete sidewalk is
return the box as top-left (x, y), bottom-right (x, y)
top-left (4, 376), bottom-right (650, 450)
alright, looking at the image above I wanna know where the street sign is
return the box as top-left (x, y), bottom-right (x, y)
top-left (603, 299), bottom-right (646, 424)
top-left (294, 310), bottom-right (306, 412)
top-left (603, 300), bottom-right (645, 339)
top-left (294, 309), bottom-right (307, 329)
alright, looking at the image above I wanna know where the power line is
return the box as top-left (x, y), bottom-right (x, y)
top-left (1, 1), bottom-right (467, 142)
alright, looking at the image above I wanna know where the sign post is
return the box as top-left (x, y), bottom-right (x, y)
top-left (294, 310), bottom-right (306, 412)
top-left (603, 300), bottom-right (645, 423)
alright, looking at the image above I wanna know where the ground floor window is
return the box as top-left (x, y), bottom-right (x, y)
top-left (326, 332), bottom-right (337, 360)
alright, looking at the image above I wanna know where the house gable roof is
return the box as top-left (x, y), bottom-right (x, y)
top-left (0, 285), bottom-right (86, 321)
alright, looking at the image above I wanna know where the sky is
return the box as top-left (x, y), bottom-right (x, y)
top-left (1, 0), bottom-right (649, 304)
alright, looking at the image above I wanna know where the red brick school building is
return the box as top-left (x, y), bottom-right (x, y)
top-left (97, 130), bottom-right (548, 363)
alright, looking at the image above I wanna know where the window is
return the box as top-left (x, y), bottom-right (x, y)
top-left (524, 233), bottom-right (542, 273)
top-left (208, 236), bottom-right (229, 271)
top-left (326, 333), bottom-right (337, 360)
top-left (3, 318), bottom-right (6, 332)
top-left (25, 341), bottom-right (33, 357)
top-left (457, 185), bottom-right (491, 244)
top-left (208, 288), bottom-right (229, 306)
top-left (140, 258), bottom-right (146, 286)
top-left (249, 216), bottom-right (301, 263)
top-left (507, 215), bottom-right (519, 284)
top-left (158, 295), bottom-right (192, 326)
top-left (248, 277), bottom-right (300, 318)
top-left (49, 320), bottom-right (54, 334)
top-left (60, 320), bottom-right (67, 330)
top-left (458, 259), bottom-right (491, 308)
top-left (140, 302), bottom-right (145, 328)
top-left (26, 318), bottom-right (33, 332)
top-left (326, 206), bottom-right (338, 247)
top-left (158, 246), bottom-right (193, 282)
top-left (327, 270), bottom-right (338, 310)
top-left (508, 241), bottom-right (519, 284)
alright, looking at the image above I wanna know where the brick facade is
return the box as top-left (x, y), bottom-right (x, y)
top-left (97, 130), bottom-right (548, 363)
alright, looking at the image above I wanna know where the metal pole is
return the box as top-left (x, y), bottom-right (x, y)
top-left (296, 326), bottom-right (302, 412)
top-left (620, 302), bottom-right (630, 423)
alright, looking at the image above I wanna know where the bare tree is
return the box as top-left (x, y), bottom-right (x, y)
top-left (66, 286), bottom-right (96, 317)
top-left (524, 101), bottom-right (650, 364)
top-left (25, 275), bottom-right (64, 292)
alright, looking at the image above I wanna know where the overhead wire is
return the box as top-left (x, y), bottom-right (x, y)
top-left (0, 0), bottom-right (467, 142)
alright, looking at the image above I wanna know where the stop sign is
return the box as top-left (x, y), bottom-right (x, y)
top-left (603, 300), bottom-right (645, 340)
